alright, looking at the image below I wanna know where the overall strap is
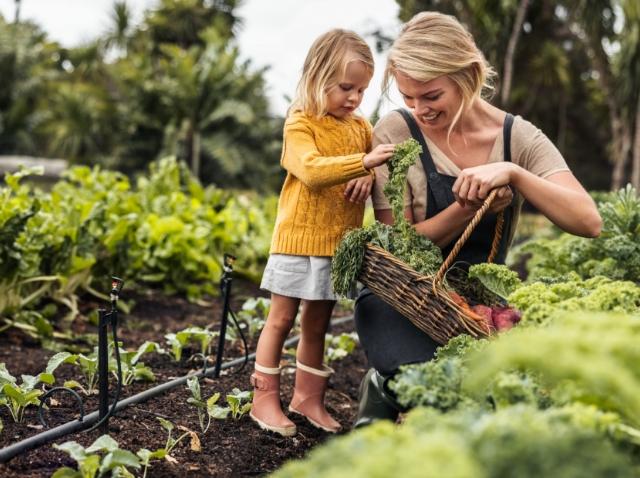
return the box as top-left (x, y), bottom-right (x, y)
top-left (503, 113), bottom-right (514, 163)
top-left (395, 109), bottom-right (453, 211)
top-left (493, 112), bottom-right (516, 263)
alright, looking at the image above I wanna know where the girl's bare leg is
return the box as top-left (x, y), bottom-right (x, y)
top-left (255, 293), bottom-right (300, 367)
top-left (250, 293), bottom-right (300, 437)
top-left (296, 300), bottom-right (336, 368)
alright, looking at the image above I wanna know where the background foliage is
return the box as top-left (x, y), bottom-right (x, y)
top-left (0, 0), bottom-right (284, 192)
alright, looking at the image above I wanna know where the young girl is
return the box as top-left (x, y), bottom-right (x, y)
top-left (250, 29), bottom-right (395, 437)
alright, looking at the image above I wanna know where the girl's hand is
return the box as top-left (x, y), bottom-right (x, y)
top-left (344, 174), bottom-right (373, 203)
top-left (452, 162), bottom-right (517, 207)
top-left (363, 144), bottom-right (395, 169)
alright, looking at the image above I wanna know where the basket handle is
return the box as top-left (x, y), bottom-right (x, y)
top-left (433, 188), bottom-right (504, 286)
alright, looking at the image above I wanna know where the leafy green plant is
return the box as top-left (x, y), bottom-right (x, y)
top-left (111, 341), bottom-right (162, 386)
top-left (135, 417), bottom-right (193, 478)
top-left (464, 311), bottom-right (640, 426)
top-left (136, 448), bottom-right (167, 478)
top-left (0, 352), bottom-right (75, 422)
top-left (324, 333), bottom-right (358, 362)
top-left (226, 297), bottom-right (270, 340)
top-left (225, 388), bottom-right (252, 420)
top-left (156, 417), bottom-right (191, 455)
top-left (331, 139), bottom-right (444, 296)
top-left (274, 404), bottom-right (638, 478)
top-left (511, 185), bottom-right (640, 282)
top-left (186, 376), bottom-right (225, 433)
top-left (506, 275), bottom-right (640, 325)
top-left (0, 157), bottom-right (276, 338)
top-left (64, 349), bottom-right (99, 395)
top-left (468, 263), bottom-right (523, 301)
top-left (165, 327), bottom-right (217, 362)
top-left (52, 434), bottom-right (140, 478)
top-left (186, 379), bottom-right (252, 431)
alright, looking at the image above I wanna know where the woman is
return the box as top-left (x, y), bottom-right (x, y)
top-left (353, 11), bottom-right (602, 427)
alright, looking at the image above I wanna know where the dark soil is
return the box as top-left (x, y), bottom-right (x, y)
top-left (0, 280), bottom-right (368, 477)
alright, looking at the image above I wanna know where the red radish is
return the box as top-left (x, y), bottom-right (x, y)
top-left (471, 304), bottom-right (495, 332)
top-left (491, 306), bottom-right (522, 331)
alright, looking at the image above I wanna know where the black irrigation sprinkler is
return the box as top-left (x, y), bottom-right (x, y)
top-left (38, 276), bottom-right (126, 434)
top-left (212, 253), bottom-right (235, 379)
top-left (1, 310), bottom-right (354, 464)
top-left (94, 276), bottom-right (125, 433)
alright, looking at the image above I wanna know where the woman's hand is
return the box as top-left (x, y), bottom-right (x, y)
top-left (487, 186), bottom-right (514, 213)
top-left (344, 174), bottom-right (373, 203)
top-left (363, 144), bottom-right (395, 169)
top-left (452, 162), bottom-right (517, 207)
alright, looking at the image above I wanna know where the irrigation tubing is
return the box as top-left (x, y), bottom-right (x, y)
top-left (0, 315), bottom-right (354, 463)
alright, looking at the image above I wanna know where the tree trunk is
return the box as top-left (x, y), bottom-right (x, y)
top-left (557, 94), bottom-right (567, 154)
top-left (501, 0), bottom-right (530, 106)
top-left (632, 94), bottom-right (640, 190)
top-left (569, 12), bottom-right (630, 189)
top-left (191, 129), bottom-right (201, 180)
top-left (611, 119), bottom-right (632, 190)
top-left (14, 0), bottom-right (21, 23)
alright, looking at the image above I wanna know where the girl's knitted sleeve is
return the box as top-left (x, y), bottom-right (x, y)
top-left (281, 117), bottom-right (369, 189)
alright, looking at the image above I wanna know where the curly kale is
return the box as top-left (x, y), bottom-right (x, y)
top-left (332, 138), bottom-right (442, 296)
top-left (506, 275), bottom-right (640, 324)
top-left (513, 185), bottom-right (640, 282)
top-left (383, 138), bottom-right (422, 222)
top-left (468, 263), bottom-right (523, 301)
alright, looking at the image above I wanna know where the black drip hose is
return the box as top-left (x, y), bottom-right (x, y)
top-left (227, 308), bottom-right (249, 374)
top-left (0, 315), bottom-right (353, 463)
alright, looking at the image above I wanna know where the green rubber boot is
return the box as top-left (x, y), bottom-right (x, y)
top-left (353, 368), bottom-right (405, 429)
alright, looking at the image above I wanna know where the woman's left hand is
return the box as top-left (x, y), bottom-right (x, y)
top-left (452, 162), bottom-right (517, 207)
top-left (344, 174), bottom-right (373, 203)
top-left (487, 185), bottom-right (514, 213)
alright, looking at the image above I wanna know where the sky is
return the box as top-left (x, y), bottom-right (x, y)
top-left (0, 0), bottom-right (405, 117)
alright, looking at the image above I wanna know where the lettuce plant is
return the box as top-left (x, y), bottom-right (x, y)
top-left (165, 327), bottom-right (217, 362)
top-left (0, 352), bottom-right (75, 422)
top-left (52, 434), bottom-right (140, 478)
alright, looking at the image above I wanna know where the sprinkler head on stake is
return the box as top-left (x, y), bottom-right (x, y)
top-left (110, 276), bottom-right (125, 303)
top-left (223, 253), bottom-right (236, 273)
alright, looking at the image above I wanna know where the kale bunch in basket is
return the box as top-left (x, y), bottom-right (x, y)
top-left (331, 138), bottom-right (442, 296)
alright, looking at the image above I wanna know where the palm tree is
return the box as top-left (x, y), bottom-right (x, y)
top-left (14, 0), bottom-right (21, 24)
top-left (156, 28), bottom-right (258, 178)
top-left (616, 0), bottom-right (640, 188)
top-left (501, 0), bottom-right (530, 106)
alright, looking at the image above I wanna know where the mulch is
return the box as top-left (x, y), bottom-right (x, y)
top-left (0, 280), bottom-right (369, 477)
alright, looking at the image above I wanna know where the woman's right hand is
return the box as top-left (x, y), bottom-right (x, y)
top-left (363, 144), bottom-right (395, 169)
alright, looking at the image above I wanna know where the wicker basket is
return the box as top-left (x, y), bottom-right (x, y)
top-left (358, 189), bottom-right (504, 345)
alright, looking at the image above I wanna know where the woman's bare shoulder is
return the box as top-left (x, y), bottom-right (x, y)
top-left (373, 110), bottom-right (410, 142)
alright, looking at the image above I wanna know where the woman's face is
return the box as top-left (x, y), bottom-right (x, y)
top-left (395, 72), bottom-right (462, 131)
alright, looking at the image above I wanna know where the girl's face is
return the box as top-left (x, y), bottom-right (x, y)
top-left (325, 56), bottom-right (372, 119)
top-left (395, 72), bottom-right (463, 131)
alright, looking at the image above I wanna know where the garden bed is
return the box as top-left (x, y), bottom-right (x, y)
top-left (0, 280), bottom-right (367, 477)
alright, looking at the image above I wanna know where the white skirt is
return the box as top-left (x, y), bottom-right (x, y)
top-left (260, 254), bottom-right (338, 301)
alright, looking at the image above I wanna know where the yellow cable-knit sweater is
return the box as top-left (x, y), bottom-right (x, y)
top-left (270, 111), bottom-right (372, 257)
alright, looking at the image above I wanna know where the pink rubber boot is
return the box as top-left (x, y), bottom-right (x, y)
top-left (288, 361), bottom-right (341, 433)
top-left (249, 364), bottom-right (296, 437)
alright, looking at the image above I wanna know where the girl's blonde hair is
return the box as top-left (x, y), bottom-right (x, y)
top-left (291, 29), bottom-right (374, 118)
top-left (383, 11), bottom-right (496, 137)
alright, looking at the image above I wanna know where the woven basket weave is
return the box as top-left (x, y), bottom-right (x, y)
top-left (358, 189), bottom-right (504, 345)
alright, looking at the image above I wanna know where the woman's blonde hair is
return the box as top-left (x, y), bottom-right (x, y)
top-left (291, 29), bottom-right (374, 118)
top-left (383, 11), bottom-right (496, 137)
